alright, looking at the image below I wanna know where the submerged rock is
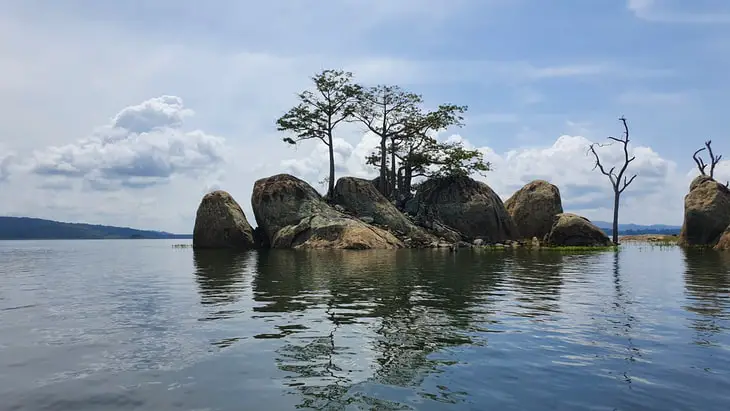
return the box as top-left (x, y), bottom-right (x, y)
top-left (504, 180), bottom-right (563, 240)
top-left (411, 175), bottom-right (517, 242)
top-left (193, 190), bottom-right (256, 249)
top-left (679, 175), bottom-right (730, 247)
top-left (543, 213), bottom-right (613, 247)
top-left (251, 174), bottom-right (402, 249)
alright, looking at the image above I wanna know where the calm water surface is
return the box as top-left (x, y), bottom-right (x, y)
top-left (1, 240), bottom-right (729, 410)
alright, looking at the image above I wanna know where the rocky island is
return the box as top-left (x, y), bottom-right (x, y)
top-left (192, 174), bottom-right (613, 250)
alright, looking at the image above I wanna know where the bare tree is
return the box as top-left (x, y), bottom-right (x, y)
top-left (587, 117), bottom-right (638, 244)
top-left (692, 140), bottom-right (723, 179)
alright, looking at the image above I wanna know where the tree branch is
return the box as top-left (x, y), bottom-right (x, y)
top-left (620, 174), bottom-right (637, 193)
top-left (693, 147), bottom-right (707, 175)
top-left (706, 140), bottom-right (722, 178)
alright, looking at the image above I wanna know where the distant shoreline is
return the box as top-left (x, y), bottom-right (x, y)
top-left (0, 216), bottom-right (190, 240)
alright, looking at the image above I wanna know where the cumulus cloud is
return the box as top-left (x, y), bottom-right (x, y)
top-left (30, 96), bottom-right (226, 190)
top-left (112, 95), bottom-right (194, 133)
top-left (278, 131), bottom-right (727, 225)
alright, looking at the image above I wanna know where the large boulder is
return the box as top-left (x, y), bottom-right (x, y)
top-left (331, 177), bottom-right (437, 246)
top-left (543, 213), bottom-right (613, 247)
top-left (411, 175), bottom-right (518, 242)
top-left (193, 190), bottom-right (256, 249)
top-left (678, 175), bottom-right (730, 247)
top-left (504, 180), bottom-right (563, 240)
top-left (714, 225), bottom-right (730, 251)
top-left (251, 174), bottom-right (403, 249)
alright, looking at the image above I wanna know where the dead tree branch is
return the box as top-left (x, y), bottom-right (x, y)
top-left (693, 140), bottom-right (723, 179)
top-left (705, 140), bottom-right (722, 178)
top-left (585, 116), bottom-right (638, 244)
top-left (693, 147), bottom-right (707, 175)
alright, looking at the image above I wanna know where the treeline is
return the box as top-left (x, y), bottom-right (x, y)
top-left (602, 228), bottom-right (680, 236)
top-left (276, 69), bottom-right (489, 204)
top-left (0, 217), bottom-right (192, 240)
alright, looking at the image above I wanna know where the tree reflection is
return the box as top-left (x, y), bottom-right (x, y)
top-left (609, 249), bottom-right (641, 387)
top-left (681, 248), bottom-right (730, 346)
top-left (508, 250), bottom-right (565, 319)
top-left (255, 249), bottom-right (506, 409)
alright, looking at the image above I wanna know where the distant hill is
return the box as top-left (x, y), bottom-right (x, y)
top-left (0, 217), bottom-right (192, 240)
top-left (591, 220), bottom-right (681, 236)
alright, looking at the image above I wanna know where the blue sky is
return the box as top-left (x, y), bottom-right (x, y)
top-left (0, 0), bottom-right (729, 232)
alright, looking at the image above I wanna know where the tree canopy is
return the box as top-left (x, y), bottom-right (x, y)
top-left (276, 69), bottom-right (361, 196)
top-left (276, 69), bottom-right (490, 202)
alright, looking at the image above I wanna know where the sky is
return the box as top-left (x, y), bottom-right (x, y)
top-left (1, 0), bottom-right (730, 234)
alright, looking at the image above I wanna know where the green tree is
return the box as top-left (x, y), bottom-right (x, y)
top-left (276, 69), bottom-right (361, 197)
top-left (365, 104), bottom-right (488, 200)
top-left (351, 85), bottom-right (422, 197)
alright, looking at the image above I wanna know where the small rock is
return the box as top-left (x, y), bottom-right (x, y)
top-left (360, 216), bottom-right (375, 224)
top-left (473, 239), bottom-right (484, 246)
top-left (544, 213), bottom-right (612, 246)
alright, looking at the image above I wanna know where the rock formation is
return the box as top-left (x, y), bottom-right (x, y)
top-left (678, 175), bottom-right (730, 247)
top-left (331, 177), bottom-right (437, 246)
top-left (504, 180), bottom-right (563, 240)
top-left (410, 175), bottom-right (518, 242)
top-left (251, 174), bottom-right (403, 249)
top-left (714, 225), bottom-right (730, 251)
top-left (193, 190), bottom-right (256, 249)
top-left (543, 213), bottom-right (613, 247)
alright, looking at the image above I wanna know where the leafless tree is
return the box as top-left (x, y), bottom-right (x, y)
top-left (587, 117), bottom-right (637, 244)
top-left (692, 140), bottom-right (723, 179)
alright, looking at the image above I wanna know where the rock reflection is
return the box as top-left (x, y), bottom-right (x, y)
top-left (508, 250), bottom-right (564, 318)
top-left (193, 249), bottom-right (253, 320)
top-left (682, 248), bottom-right (730, 345)
top-left (369, 251), bottom-right (506, 397)
top-left (256, 249), bottom-right (506, 409)
top-left (257, 250), bottom-right (402, 409)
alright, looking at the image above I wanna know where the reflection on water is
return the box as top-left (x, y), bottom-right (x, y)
top-left (682, 248), bottom-right (730, 346)
top-left (508, 250), bottom-right (564, 317)
top-left (2, 241), bottom-right (730, 410)
top-left (193, 249), bottom-right (255, 323)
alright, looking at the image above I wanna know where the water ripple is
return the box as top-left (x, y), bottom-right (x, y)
top-left (1, 241), bottom-right (730, 410)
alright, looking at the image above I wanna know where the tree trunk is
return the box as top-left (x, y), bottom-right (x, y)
top-left (379, 136), bottom-right (387, 195)
top-left (612, 190), bottom-right (620, 244)
top-left (327, 135), bottom-right (335, 198)
top-left (389, 137), bottom-right (397, 199)
top-left (404, 166), bottom-right (413, 196)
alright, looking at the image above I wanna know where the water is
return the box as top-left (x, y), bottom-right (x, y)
top-left (1, 241), bottom-right (729, 411)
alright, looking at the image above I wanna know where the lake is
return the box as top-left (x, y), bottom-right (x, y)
top-left (1, 240), bottom-right (729, 410)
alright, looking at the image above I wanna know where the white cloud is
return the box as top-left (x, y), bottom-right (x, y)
top-left (628, 0), bottom-right (730, 23)
top-left (0, 0), bottom-right (723, 234)
top-left (0, 145), bottom-right (15, 182)
top-left (279, 131), bottom-right (730, 225)
top-left (30, 96), bottom-right (226, 190)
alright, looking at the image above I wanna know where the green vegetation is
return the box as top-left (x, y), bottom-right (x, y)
top-left (276, 69), bottom-right (489, 199)
top-left (0, 216), bottom-right (191, 240)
